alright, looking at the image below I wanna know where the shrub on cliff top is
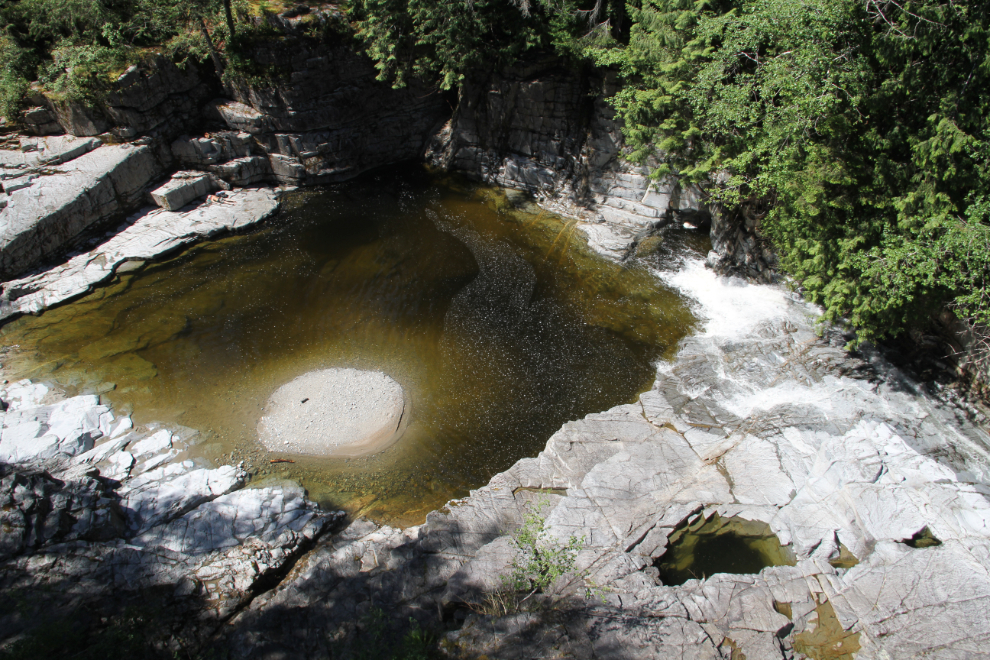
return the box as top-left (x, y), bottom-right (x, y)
top-left (0, 34), bottom-right (33, 120)
top-left (0, 0), bottom-right (235, 103)
top-left (348, 0), bottom-right (628, 88)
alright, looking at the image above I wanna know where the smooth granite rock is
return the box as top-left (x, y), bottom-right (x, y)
top-left (0, 143), bottom-right (166, 279)
top-left (0, 186), bottom-right (280, 320)
top-left (0, 394), bottom-right (108, 464)
top-left (217, 257), bottom-right (990, 659)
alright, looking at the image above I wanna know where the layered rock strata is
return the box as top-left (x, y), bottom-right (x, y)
top-left (0, 379), bottom-right (339, 639)
top-left (0, 186), bottom-right (279, 321)
top-left (21, 55), bottom-right (216, 140)
top-left (5, 13), bottom-right (765, 276)
top-left (0, 139), bottom-right (168, 280)
top-left (4, 35), bottom-right (759, 275)
top-left (426, 60), bottom-right (713, 261)
top-left (218, 37), bottom-right (448, 185)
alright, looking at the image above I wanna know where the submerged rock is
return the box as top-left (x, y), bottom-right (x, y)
top-left (149, 170), bottom-right (214, 211)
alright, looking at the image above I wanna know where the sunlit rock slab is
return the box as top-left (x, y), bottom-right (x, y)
top-left (0, 378), bottom-right (341, 626)
top-left (0, 186), bottom-right (280, 321)
top-left (0, 142), bottom-right (166, 279)
top-left (223, 257), bottom-right (990, 659)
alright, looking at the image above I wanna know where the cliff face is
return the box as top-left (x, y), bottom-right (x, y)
top-left (215, 41), bottom-right (450, 185)
top-left (426, 58), bottom-right (709, 259)
top-left (6, 27), bottom-right (771, 276)
top-left (20, 54), bottom-right (218, 140)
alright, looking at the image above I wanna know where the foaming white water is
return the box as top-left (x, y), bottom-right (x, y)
top-left (656, 257), bottom-right (818, 338)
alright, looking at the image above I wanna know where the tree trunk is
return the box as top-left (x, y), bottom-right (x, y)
top-left (224, 0), bottom-right (236, 37)
top-left (200, 19), bottom-right (225, 77)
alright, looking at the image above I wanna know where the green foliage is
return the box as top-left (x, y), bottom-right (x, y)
top-left (482, 498), bottom-right (600, 614)
top-left (507, 500), bottom-right (583, 601)
top-left (223, 18), bottom-right (287, 82)
top-left (0, 34), bottom-right (33, 120)
top-left (37, 42), bottom-right (134, 102)
top-left (348, 0), bottom-right (627, 89)
top-left (0, 0), bottom-right (233, 111)
top-left (597, 0), bottom-right (990, 345)
top-left (1, 0), bottom-right (218, 50)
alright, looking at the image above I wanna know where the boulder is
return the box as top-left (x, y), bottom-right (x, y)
top-left (210, 99), bottom-right (271, 134)
top-left (171, 132), bottom-right (255, 166)
top-left (171, 136), bottom-right (224, 165)
top-left (49, 98), bottom-right (111, 137)
top-left (19, 106), bottom-right (62, 136)
top-left (149, 171), bottom-right (214, 211)
top-left (269, 153), bottom-right (306, 181)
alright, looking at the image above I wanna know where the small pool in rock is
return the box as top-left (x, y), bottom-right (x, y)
top-left (0, 167), bottom-right (703, 524)
top-left (655, 513), bottom-right (797, 585)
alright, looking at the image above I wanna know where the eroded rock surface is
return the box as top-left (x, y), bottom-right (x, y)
top-left (0, 186), bottom-right (279, 320)
top-left (0, 141), bottom-right (167, 279)
top-left (0, 380), bottom-right (340, 644)
top-left (214, 258), bottom-right (990, 659)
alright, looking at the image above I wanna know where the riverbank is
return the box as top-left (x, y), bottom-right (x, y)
top-left (1, 246), bottom-right (988, 657)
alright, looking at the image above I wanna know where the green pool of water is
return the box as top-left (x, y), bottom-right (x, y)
top-left (655, 513), bottom-right (797, 586)
top-left (1, 167), bottom-right (703, 525)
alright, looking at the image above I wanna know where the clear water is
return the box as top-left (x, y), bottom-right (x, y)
top-left (654, 513), bottom-right (796, 586)
top-left (1, 167), bottom-right (703, 525)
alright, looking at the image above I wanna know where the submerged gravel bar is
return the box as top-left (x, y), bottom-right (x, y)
top-left (257, 368), bottom-right (406, 457)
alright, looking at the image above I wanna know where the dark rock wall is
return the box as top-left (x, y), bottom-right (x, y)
top-left (24, 55), bottom-right (218, 140)
top-left (427, 58), bottom-right (716, 259)
top-left (218, 42), bottom-right (450, 185)
top-left (708, 203), bottom-right (778, 283)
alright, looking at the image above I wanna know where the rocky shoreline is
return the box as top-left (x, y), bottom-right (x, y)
top-left (1, 253), bottom-right (988, 658)
top-left (2, 18), bottom-right (989, 656)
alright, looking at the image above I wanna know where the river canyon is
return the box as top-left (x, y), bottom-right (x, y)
top-left (1, 9), bottom-right (989, 658)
